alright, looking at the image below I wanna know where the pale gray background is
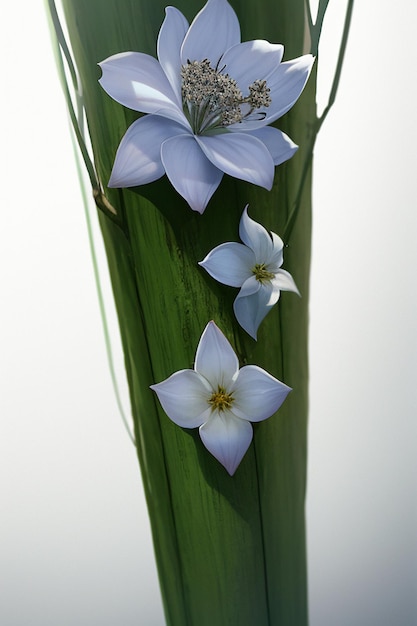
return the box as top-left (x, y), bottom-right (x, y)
top-left (1, 1), bottom-right (416, 624)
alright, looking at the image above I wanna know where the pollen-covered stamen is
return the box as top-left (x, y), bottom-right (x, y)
top-left (208, 386), bottom-right (234, 412)
top-left (248, 79), bottom-right (272, 109)
top-left (253, 263), bottom-right (275, 283)
top-left (181, 59), bottom-right (271, 134)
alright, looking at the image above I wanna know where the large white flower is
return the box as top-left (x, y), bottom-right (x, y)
top-left (150, 321), bottom-right (291, 475)
top-left (199, 206), bottom-right (300, 339)
top-left (99, 0), bottom-right (314, 213)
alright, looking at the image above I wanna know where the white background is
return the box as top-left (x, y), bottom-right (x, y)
top-left (1, 1), bottom-right (416, 624)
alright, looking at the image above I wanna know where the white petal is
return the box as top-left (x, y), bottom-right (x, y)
top-left (99, 52), bottom-right (186, 126)
top-left (231, 365), bottom-right (291, 422)
top-left (239, 275), bottom-right (262, 298)
top-left (199, 242), bottom-right (255, 287)
top-left (181, 0), bottom-right (241, 67)
top-left (246, 127), bottom-right (298, 166)
top-left (220, 40), bottom-right (284, 89)
top-left (199, 411), bottom-right (253, 475)
top-left (235, 54), bottom-right (314, 130)
top-left (268, 232), bottom-right (284, 269)
top-left (108, 116), bottom-right (185, 187)
top-left (273, 269), bottom-right (300, 295)
top-left (239, 205), bottom-right (274, 261)
top-left (150, 369), bottom-right (212, 428)
top-left (161, 134), bottom-right (223, 213)
top-left (157, 7), bottom-right (189, 106)
top-left (195, 321), bottom-right (239, 390)
top-left (197, 133), bottom-right (274, 190)
top-left (265, 54), bottom-right (315, 122)
top-left (234, 281), bottom-right (276, 339)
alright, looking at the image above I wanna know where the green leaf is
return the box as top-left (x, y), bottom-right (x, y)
top-left (50, 0), bottom-right (319, 623)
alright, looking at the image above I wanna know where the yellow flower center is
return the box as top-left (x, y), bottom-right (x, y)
top-left (252, 263), bottom-right (275, 283)
top-left (209, 386), bottom-right (234, 412)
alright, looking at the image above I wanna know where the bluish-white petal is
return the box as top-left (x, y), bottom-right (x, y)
top-left (272, 269), bottom-right (300, 295)
top-left (181, 0), bottom-right (241, 67)
top-left (238, 275), bottom-right (262, 298)
top-left (268, 232), bottom-right (284, 269)
top-left (220, 40), bottom-right (284, 89)
top-left (199, 411), bottom-right (253, 475)
top-left (197, 133), bottom-right (274, 190)
top-left (245, 127), bottom-right (298, 166)
top-left (239, 205), bottom-right (274, 261)
top-left (199, 242), bottom-right (255, 287)
top-left (194, 321), bottom-right (239, 390)
top-left (236, 54), bottom-right (314, 130)
top-left (161, 134), bottom-right (223, 213)
top-left (265, 55), bottom-right (314, 122)
top-left (231, 365), bottom-right (291, 422)
top-left (99, 52), bottom-right (186, 126)
top-left (108, 115), bottom-right (185, 187)
top-left (150, 369), bottom-right (212, 428)
top-left (157, 7), bottom-right (189, 106)
top-left (234, 281), bottom-right (276, 339)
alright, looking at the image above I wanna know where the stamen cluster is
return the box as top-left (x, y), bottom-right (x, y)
top-left (181, 59), bottom-right (271, 134)
top-left (209, 386), bottom-right (234, 412)
top-left (252, 263), bottom-right (275, 284)
top-left (248, 79), bottom-right (271, 109)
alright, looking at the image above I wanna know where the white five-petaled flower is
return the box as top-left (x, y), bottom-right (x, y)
top-left (99, 0), bottom-right (314, 213)
top-left (150, 321), bottom-right (291, 475)
top-left (199, 206), bottom-right (300, 339)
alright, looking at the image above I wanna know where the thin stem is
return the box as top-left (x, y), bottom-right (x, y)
top-left (47, 0), bottom-right (78, 92)
top-left (316, 0), bottom-right (354, 132)
top-left (310, 0), bottom-right (331, 56)
top-left (71, 131), bottom-right (136, 446)
top-left (45, 0), bottom-right (134, 444)
top-left (45, 0), bottom-right (99, 192)
top-left (305, 0), bottom-right (313, 39)
top-left (284, 0), bottom-right (354, 243)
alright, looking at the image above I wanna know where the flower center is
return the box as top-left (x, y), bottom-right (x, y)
top-left (181, 59), bottom-right (271, 134)
top-left (208, 386), bottom-right (234, 412)
top-left (253, 263), bottom-right (275, 283)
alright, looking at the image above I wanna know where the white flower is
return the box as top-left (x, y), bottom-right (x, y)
top-left (99, 0), bottom-right (314, 213)
top-left (199, 206), bottom-right (300, 339)
top-left (150, 321), bottom-right (291, 475)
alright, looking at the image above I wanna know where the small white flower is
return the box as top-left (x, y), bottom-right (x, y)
top-left (150, 321), bottom-right (291, 475)
top-left (199, 206), bottom-right (300, 339)
top-left (99, 0), bottom-right (314, 213)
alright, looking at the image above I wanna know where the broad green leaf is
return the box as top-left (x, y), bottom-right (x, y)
top-left (53, 0), bottom-right (321, 623)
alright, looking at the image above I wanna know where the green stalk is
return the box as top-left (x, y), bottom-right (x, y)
top-left (47, 0), bottom-right (339, 623)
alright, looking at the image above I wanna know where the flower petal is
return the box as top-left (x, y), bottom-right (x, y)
top-left (265, 54), bottom-right (315, 122)
top-left (197, 133), bottom-right (274, 190)
top-left (236, 54), bottom-right (314, 130)
top-left (157, 7), bottom-right (189, 106)
top-left (199, 411), bottom-right (253, 475)
top-left (99, 51), bottom-right (187, 126)
top-left (108, 115), bottom-right (185, 187)
top-left (273, 269), bottom-right (300, 295)
top-left (239, 205), bottom-right (274, 261)
top-left (245, 127), bottom-right (298, 166)
top-left (231, 365), bottom-right (291, 422)
top-left (150, 369), bottom-right (212, 428)
top-left (199, 242), bottom-right (255, 287)
top-left (181, 0), bottom-right (241, 67)
top-left (268, 232), bottom-right (284, 269)
top-left (220, 40), bottom-right (284, 89)
top-left (234, 281), bottom-right (276, 339)
top-left (195, 321), bottom-right (239, 389)
top-left (239, 275), bottom-right (262, 297)
top-left (161, 134), bottom-right (223, 213)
